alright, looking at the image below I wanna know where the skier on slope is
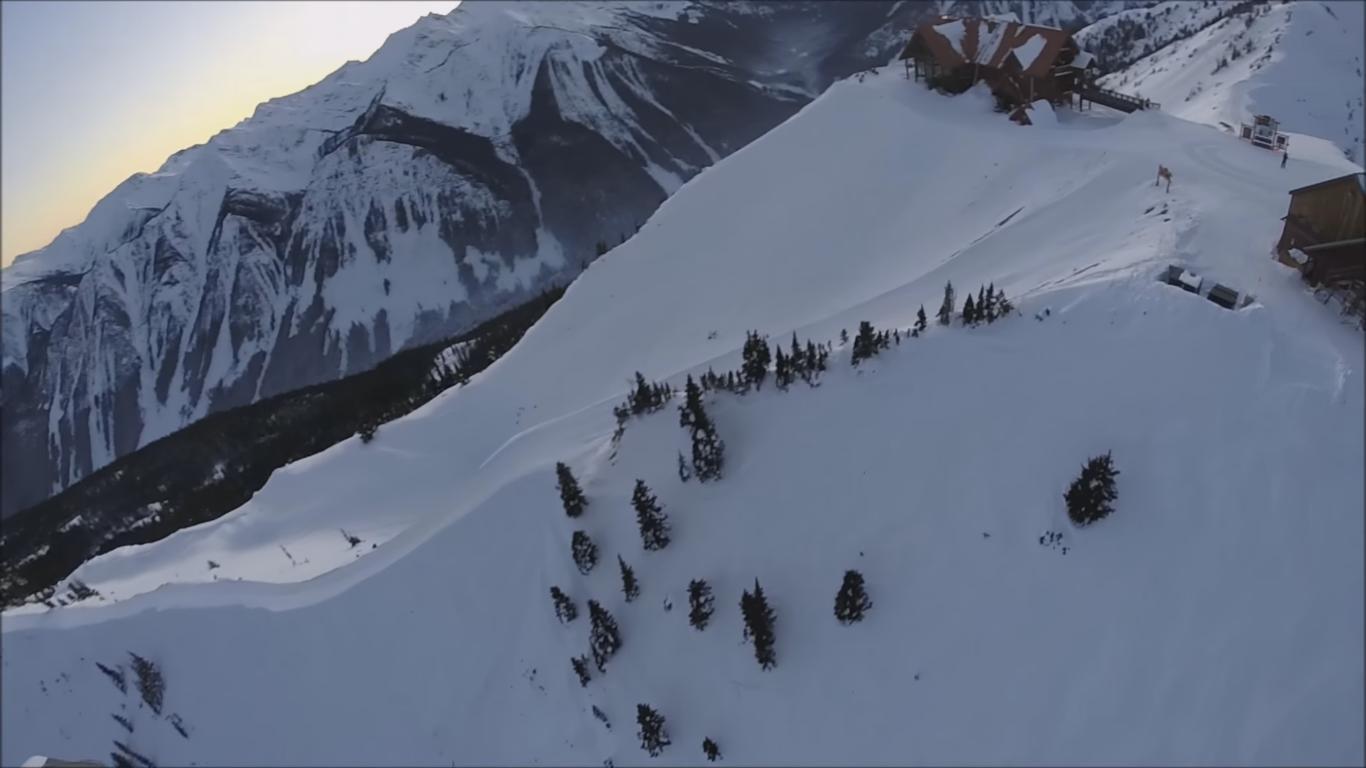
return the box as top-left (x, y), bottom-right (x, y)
top-left (1281, 151), bottom-right (1288, 169)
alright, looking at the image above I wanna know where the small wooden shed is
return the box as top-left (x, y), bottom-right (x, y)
top-left (1275, 172), bottom-right (1366, 285)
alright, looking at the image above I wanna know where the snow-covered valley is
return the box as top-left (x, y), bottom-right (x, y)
top-left (4, 61), bottom-right (1362, 766)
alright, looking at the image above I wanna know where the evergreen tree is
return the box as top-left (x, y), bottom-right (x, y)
top-left (679, 375), bottom-right (704, 430)
top-left (555, 462), bottom-right (588, 518)
top-left (588, 600), bottom-right (622, 672)
top-left (571, 655), bottom-right (592, 687)
top-left (550, 586), bottom-right (578, 623)
top-left (840, 328), bottom-right (850, 345)
top-left (632, 480), bottom-right (672, 550)
top-left (833, 570), bottom-right (873, 624)
top-left (702, 738), bottom-right (721, 762)
top-left (692, 418), bottom-right (725, 483)
top-left (790, 333), bottom-right (804, 377)
top-left (688, 579), bottom-right (715, 630)
top-left (962, 294), bottom-right (976, 326)
top-left (636, 704), bottom-right (672, 757)
top-left (1064, 452), bottom-right (1120, 526)
top-left (996, 288), bottom-right (1013, 317)
top-left (984, 283), bottom-right (997, 323)
top-left (938, 281), bottom-right (955, 326)
top-left (572, 530), bottom-right (599, 574)
top-left (976, 284), bottom-right (986, 320)
top-left (774, 347), bottom-right (791, 389)
top-left (678, 451), bottom-right (692, 482)
top-left (128, 653), bottom-right (165, 715)
top-left (739, 579), bottom-right (777, 670)
top-left (915, 305), bottom-right (929, 335)
top-left (742, 332), bottom-right (771, 389)
top-left (851, 320), bottom-right (878, 365)
top-left (618, 556), bottom-right (640, 602)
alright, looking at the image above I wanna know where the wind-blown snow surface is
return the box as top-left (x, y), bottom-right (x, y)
top-left (4, 70), bottom-right (1363, 766)
top-left (1098, 0), bottom-right (1365, 164)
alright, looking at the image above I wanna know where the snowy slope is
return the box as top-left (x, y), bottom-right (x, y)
top-left (1, 0), bottom-right (920, 517)
top-left (1096, 0), bottom-right (1365, 164)
top-left (4, 68), bottom-right (1362, 766)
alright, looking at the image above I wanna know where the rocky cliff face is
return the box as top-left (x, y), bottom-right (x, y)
top-left (1, 0), bottom-right (1156, 516)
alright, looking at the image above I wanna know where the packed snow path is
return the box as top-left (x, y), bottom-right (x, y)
top-left (4, 68), bottom-right (1362, 766)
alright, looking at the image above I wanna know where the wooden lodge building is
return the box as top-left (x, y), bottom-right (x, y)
top-left (898, 16), bottom-right (1155, 120)
top-left (1276, 172), bottom-right (1366, 286)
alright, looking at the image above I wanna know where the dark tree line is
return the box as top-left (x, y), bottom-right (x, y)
top-left (2, 286), bottom-right (566, 609)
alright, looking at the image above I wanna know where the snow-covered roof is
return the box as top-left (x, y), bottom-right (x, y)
top-left (1073, 51), bottom-right (1096, 69)
top-left (905, 16), bottom-right (1079, 78)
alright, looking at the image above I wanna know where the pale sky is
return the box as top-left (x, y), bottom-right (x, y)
top-left (0, 0), bottom-right (458, 266)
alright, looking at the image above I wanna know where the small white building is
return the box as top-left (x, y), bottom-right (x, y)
top-left (1239, 114), bottom-right (1288, 151)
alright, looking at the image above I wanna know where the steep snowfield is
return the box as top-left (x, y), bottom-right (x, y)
top-left (4, 68), bottom-right (1363, 766)
top-left (1099, 0), bottom-right (1365, 164)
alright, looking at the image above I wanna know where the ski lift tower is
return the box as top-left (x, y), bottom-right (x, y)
top-left (1239, 114), bottom-right (1288, 151)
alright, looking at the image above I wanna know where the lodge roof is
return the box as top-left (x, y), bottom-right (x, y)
top-left (899, 16), bottom-right (1083, 78)
top-left (1287, 172), bottom-right (1366, 198)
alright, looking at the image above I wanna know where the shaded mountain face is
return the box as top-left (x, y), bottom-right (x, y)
top-left (0, 0), bottom-right (1150, 517)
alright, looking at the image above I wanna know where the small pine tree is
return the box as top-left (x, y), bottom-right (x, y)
top-left (984, 283), bottom-right (997, 323)
top-left (636, 704), bottom-right (672, 757)
top-left (572, 531), bottom-right (599, 574)
top-left (550, 586), bottom-right (578, 623)
top-left (632, 480), bottom-right (672, 550)
top-left (976, 285), bottom-right (986, 318)
top-left (688, 579), bottom-right (715, 630)
top-left (556, 462), bottom-right (588, 518)
top-left (618, 556), bottom-right (640, 602)
top-left (938, 281), bottom-right (955, 326)
top-left (742, 332), bottom-right (771, 389)
top-left (773, 346), bottom-right (792, 389)
top-left (588, 600), bottom-right (622, 672)
top-left (962, 294), bottom-right (976, 326)
top-left (851, 320), bottom-right (878, 366)
top-left (677, 451), bottom-right (692, 482)
top-left (840, 328), bottom-right (849, 345)
top-left (996, 288), bottom-right (1013, 317)
top-left (833, 570), bottom-right (873, 624)
top-left (679, 375), bottom-right (703, 431)
top-left (703, 737), bottom-right (721, 762)
top-left (1064, 451), bottom-right (1120, 526)
top-left (571, 655), bottom-right (592, 687)
top-left (739, 579), bottom-right (777, 670)
top-left (692, 418), bottom-right (725, 483)
top-left (915, 304), bottom-right (928, 334)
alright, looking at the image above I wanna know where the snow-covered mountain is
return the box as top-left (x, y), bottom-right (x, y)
top-left (0, 0), bottom-right (933, 517)
top-left (5, 62), bottom-right (1361, 765)
top-left (1089, 0), bottom-right (1365, 163)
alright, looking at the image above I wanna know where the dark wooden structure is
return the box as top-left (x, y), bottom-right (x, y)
top-left (898, 17), bottom-right (1156, 117)
top-left (1275, 172), bottom-right (1366, 285)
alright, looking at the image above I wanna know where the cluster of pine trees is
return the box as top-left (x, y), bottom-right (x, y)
top-left (696, 332), bottom-right (830, 396)
top-left (850, 321), bottom-right (893, 366)
top-left (959, 283), bottom-right (1014, 326)
top-left (613, 372), bottom-right (674, 436)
